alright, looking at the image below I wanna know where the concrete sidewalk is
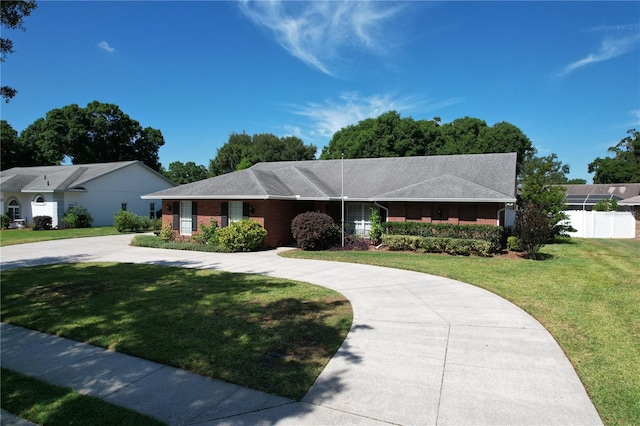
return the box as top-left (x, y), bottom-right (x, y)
top-left (0, 235), bottom-right (602, 425)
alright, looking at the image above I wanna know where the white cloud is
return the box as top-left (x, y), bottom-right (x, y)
top-left (629, 109), bottom-right (640, 127)
top-left (98, 41), bottom-right (116, 54)
top-left (238, 0), bottom-right (404, 75)
top-left (561, 28), bottom-right (639, 76)
top-left (288, 92), bottom-right (461, 144)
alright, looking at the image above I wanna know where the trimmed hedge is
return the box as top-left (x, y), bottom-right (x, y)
top-left (383, 222), bottom-right (503, 253)
top-left (382, 235), bottom-right (493, 257)
top-left (217, 219), bottom-right (267, 252)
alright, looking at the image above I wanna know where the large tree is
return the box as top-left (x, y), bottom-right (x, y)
top-left (588, 129), bottom-right (640, 183)
top-left (320, 111), bottom-right (534, 172)
top-left (163, 161), bottom-right (208, 184)
top-left (1, 0), bottom-right (37, 102)
top-left (209, 132), bottom-right (316, 176)
top-left (16, 101), bottom-right (165, 170)
top-left (1, 120), bottom-right (20, 170)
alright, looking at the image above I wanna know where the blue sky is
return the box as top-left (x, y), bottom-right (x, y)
top-left (2, 1), bottom-right (639, 181)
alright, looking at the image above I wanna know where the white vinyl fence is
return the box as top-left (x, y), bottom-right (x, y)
top-left (565, 210), bottom-right (636, 239)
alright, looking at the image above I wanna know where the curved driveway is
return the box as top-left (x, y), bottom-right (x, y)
top-left (0, 235), bottom-right (602, 425)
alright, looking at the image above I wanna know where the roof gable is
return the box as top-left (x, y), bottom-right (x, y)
top-left (0, 161), bottom-right (173, 193)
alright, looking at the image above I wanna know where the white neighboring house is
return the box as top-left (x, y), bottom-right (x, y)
top-left (1, 161), bottom-right (175, 228)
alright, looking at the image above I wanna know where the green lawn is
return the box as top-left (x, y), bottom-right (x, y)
top-left (281, 238), bottom-right (640, 426)
top-left (0, 227), bottom-right (122, 246)
top-left (1, 368), bottom-right (166, 426)
top-left (0, 263), bottom-right (352, 400)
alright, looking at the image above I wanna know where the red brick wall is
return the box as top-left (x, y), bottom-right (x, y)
top-left (162, 199), bottom-right (505, 246)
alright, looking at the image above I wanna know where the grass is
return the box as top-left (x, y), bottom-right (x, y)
top-left (0, 227), bottom-right (122, 246)
top-left (0, 263), bottom-right (352, 400)
top-left (1, 368), bottom-right (166, 426)
top-left (281, 238), bottom-right (640, 426)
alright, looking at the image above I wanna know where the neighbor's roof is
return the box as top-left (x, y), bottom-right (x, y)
top-left (143, 153), bottom-right (517, 203)
top-left (564, 183), bottom-right (640, 206)
top-left (1, 161), bottom-right (174, 193)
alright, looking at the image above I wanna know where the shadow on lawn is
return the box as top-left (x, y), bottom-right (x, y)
top-left (1, 262), bottom-right (356, 400)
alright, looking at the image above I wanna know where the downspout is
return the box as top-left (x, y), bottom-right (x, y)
top-left (497, 205), bottom-right (505, 227)
top-left (374, 201), bottom-right (389, 250)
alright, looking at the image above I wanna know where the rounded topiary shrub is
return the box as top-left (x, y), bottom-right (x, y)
top-left (218, 219), bottom-right (267, 252)
top-left (61, 205), bottom-right (93, 228)
top-left (291, 211), bottom-right (340, 250)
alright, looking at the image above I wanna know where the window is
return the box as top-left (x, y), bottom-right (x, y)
top-left (406, 203), bottom-right (422, 221)
top-left (432, 205), bottom-right (449, 221)
top-left (180, 201), bottom-right (192, 235)
top-left (34, 195), bottom-right (45, 203)
top-left (459, 205), bottom-right (477, 222)
top-left (8, 199), bottom-right (20, 220)
top-left (346, 203), bottom-right (376, 236)
top-left (121, 203), bottom-right (127, 211)
top-left (229, 201), bottom-right (244, 223)
top-left (149, 202), bottom-right (155, 219)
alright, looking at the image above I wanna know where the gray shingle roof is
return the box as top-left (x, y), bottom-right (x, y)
top-left (1, 161), bottom-right (173, 192)
top-left (144, 153), bottom-right (517, 202)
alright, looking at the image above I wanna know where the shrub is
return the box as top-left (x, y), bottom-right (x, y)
top-left (0, 214), bottom-right (11, 229)
top-left (194, 220), bottom-right (219, 245)
top-left (291, 211), bottom-right (340, 250)
top-left (507, 236), bottom-right (523, 252)
top-left (32, 216), bottom-right (53, 230)
top-left (514, 204), bottom-right (553, 259)
top-left (383, 222), bottom-right (503, 253)
top-left (158, 222), bottom-right (174, 242)
top-left (593, 198), bottom-right (618, 212)
top-left (113, 210), bottom-right (141, 232)
top-left (151, 218), bottom-right (162, 232)
top-left (382, 235), bottom-right (493, 257)
top-left (218, 219), bottom-right (267, 252)
top-left (329, 235), bottom-right (370, 251)
top-left (61, 206), bottom-right (93, 228)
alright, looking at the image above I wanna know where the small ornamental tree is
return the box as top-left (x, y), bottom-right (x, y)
top-left (593, 198), bottom-right (618, 212)
top-left (291, 212), bottom-right (340, 250)
top-left (514, 204), bottom-right (553, 259)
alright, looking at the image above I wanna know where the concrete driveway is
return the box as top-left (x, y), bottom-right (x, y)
top-left (0, 235), bottom-right (602, 425)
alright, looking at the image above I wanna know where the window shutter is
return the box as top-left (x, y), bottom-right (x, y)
top-left (221, 202), bottom-right (228, 227)
top-left (173, 202), bottom-right (179, 230)
top-left (243, 202), bottom-right (250, 218)
top-left (192, 202), bottom-right (198, 231)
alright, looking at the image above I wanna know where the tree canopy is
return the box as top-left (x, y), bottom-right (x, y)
top-left (1, 0), bottom-right (37, 102)
top-left (319, 111), bottom-right (534, 172)
top-left (163, 161), bottom-right (209, 184)
top-left (12, 101), bottom-right (165, 170)
top-left (0, 120), bottom-right (20, 170)
top-left (209, 132), bottom-right (316, 176)
top-left (588, 129), bottom-right (640, 183)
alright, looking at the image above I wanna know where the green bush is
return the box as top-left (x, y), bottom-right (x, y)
top-left (382, 234), bottom-right (492, 256)
top-left (193, 220), bottom-right (219, 245)
top-left (0, 214), bottom-right (11, 229)
top-left (218, 219), bottom-right (267, 252)
top-left (61, 206), bottom-right (93, 228)
top-left (32, 216), bottom-right (53, 230)
top-left (291, 211), bottom-right (340, 250)
top-left (507, 236), bottom-right (523, 252)
top-left (113, 210), bottom-right (141, 232)
top-left (383, 222), bottom-right (503, 253)
top-left (369, 208), bottom-right (383, 244)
